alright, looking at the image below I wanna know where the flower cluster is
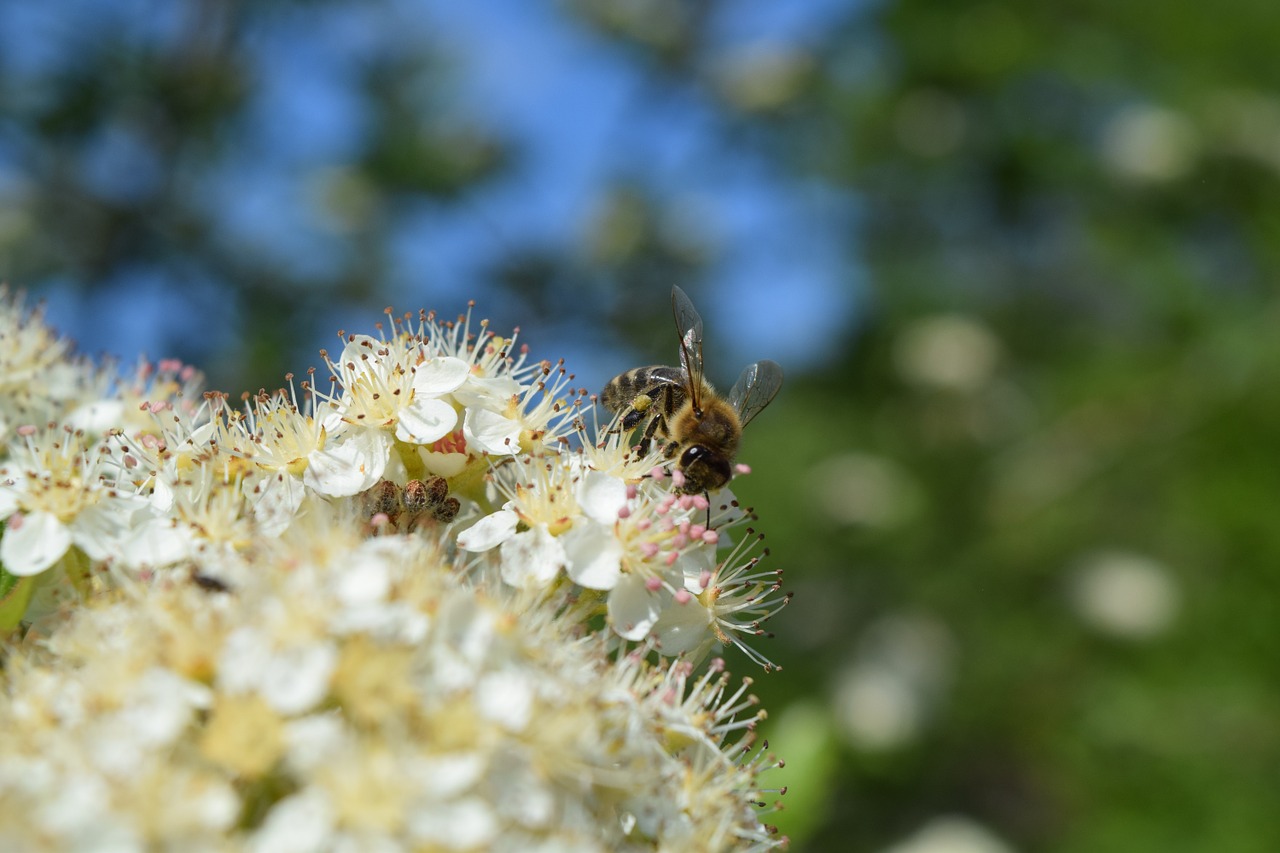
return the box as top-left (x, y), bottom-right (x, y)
top-left (0, 295), bottom-right (789, 849)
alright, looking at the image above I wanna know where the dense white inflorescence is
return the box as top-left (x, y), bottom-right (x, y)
top-left (0, 296), bottom-right (789, 850)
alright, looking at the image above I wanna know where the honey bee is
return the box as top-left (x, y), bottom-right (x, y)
top-left (602, 286), bottom-right (783, 493)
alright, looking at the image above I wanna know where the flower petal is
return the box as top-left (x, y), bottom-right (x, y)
top-left (474, 670), bottom-right (535, 732)
top-left (247, 474), bottom-right (306, 539)
top-left (0, 510), bottom-right (71, 576)
top-left (653, 595), bottom-right (713, 655)
top-left (464, 408), bottom-right (522, 455)
top-left (73, 497), bottom-right (148, 562)
top-left (457, 509), bottom-right (519, 552)
top-left (562, 522), bottom-right (623, 590)
top-left (118, 517), bottom-right (192, 568)
top-left (420, 449), bottom-right (468, 478)
top-left (577, 471), bottom-right (627, 524)
top-left (395, 397), bottom-right (458, 445)
top-left (303, 430), bottom-right (389, 497)
top-left (337, 335), bottom-right (382, 383)
top-left (66, 400), bottom-right (125, 434)
top-left (248, 788), bottom-right (335, 853)
top-left (412, 356), bottom-right (470, 394)
top-left (452, 376), bottom-right (521, 409)
top-left (499, 526), bottom-right (565, 589)
top-left (607, 573), bottom-right (664, 641)
top-left (0, 486), bottom-right (19, 519)
top-left (261, 643), bottom-right (338, 715)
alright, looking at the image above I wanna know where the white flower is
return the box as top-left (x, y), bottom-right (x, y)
top-left (408, 797), bottom-right (498, 850)
top-left (474, 669), bottom-right (536, 732)
top-left (0, 295), bottom-right (790, 851)
top-left (223, 387), bottom-right (325, 535)
top-left (305, 334), bottom-right (470, 497)
top-left (248, 787), bottom-right (335, 853)
top-left (0, 289), bottom-right (82, 428)
top-left (0, 426), bottom-right (145, 576)
top-left (218, 626), bottom-right (338, 715)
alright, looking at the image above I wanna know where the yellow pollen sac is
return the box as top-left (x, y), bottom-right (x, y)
top-left (698, 585), bottom-right (719, 610)
top-left (284, 455), bottom-right (309, 478)
top-left (546, 516), bottom-right (573, 536)
top-left (663, 728), bottom-right (701, 753)
top-left (517, 431), bottom-right (539, 454)
top-left (632, 394), bottom-right (654, 413)
top-left (173, 453), bottom-right (198, 476)
top-left (226, 456), bottom-right (257, 480)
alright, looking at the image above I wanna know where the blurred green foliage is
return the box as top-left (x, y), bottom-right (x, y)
top-left (7, 0), bottom-right (1280, 851)
top-left (740, 1), bottom-right (1280, 850)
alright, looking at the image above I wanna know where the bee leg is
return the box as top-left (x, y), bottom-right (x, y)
top-left (603, 405), bottom-right (642, 439)
top-left (645, 384), bottom-right (675, 455)
top-left (621, 407), bottom-right (648, 431)
top-left (637, 414), bottom-right (663, 455)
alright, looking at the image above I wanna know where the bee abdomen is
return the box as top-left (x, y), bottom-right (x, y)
top-left (601, 365), bottom-right (683, 414)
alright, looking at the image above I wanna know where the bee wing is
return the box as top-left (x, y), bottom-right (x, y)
top-left (727, 359), bottom-right (784, 427)
top-left (671, 286), bottom-right (705, 406)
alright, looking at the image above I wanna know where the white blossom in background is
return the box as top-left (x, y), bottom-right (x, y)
top-left (1068, 550), bottom-right (1179, 639)
top-left (879, 816), bottom-right (1016, 853)
top-left (0, 288), bottom-right (86, 436)
top-left (0, 294), bottom-right (789, 850)
top-left (832, 614), bottom-right (955, 751)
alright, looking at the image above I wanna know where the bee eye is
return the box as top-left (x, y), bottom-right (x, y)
top-left (680, 446), bottom-right (732, 490)
top-left (681, 445), bottom-right (709, 466)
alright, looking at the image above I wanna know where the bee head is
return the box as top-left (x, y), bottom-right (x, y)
top-left (677, 444), bottom-right (732, 494)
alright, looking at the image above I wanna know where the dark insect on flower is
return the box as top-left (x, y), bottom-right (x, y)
top-left (191, 572), bottom-right (231, 593)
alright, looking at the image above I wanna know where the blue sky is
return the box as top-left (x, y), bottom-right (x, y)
top-left (1, 0), bottom-right (864, 393)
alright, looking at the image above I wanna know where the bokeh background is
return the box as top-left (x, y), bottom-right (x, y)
top-left (4, 1), bottom-right (1279, 851)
